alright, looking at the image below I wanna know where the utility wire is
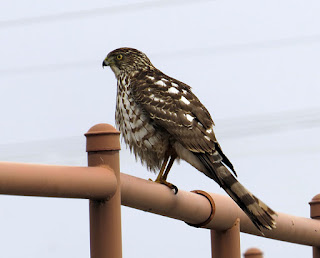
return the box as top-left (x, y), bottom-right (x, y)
top-left (217, 107), bottom-right (320, 138)
top-left (153, 34), bottom-right (320, 58)
top-left (1, 108), bottom-right (320, 159)
top-left (0, 0), bottom-right (213, 28)
top-left (2, 34), bottom-right (320, 76)
top-left (1, 108), bottom-right (320, 146)
top-left (0, 60), bottom-right (96, 76)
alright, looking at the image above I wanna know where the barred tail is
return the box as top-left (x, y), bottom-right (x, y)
top-left (198, 155), bottom-right (276, 230)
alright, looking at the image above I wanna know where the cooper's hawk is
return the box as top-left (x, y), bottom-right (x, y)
top-left (102, 47), bottom-right (276, 231)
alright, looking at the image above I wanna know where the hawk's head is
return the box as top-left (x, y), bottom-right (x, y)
top-left (102, 48), bottom-right (154, 78)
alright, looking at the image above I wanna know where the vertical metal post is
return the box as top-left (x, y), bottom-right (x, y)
top-left (243, 248), bottom-right (263, 258)
top-left (310, 194), bottom-right (320, 258)
top-left (211, 218), bottom-right (241, 258)
top-left (85, 124), bottom-right (122, 258)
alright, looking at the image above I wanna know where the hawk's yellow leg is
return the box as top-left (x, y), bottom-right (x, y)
top-left (149, 156), bottom-right (168, 182)
top-left (155, 155), bottom-right (178, 194)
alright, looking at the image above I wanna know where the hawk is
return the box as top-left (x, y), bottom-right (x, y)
top-left (102, 47), bottom-right (276, 231)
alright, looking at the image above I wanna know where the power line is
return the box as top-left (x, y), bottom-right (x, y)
top-left (1, 107), bottom-right (320, 146)
top-left (0, 0), bottom-right (213, 28)
top-left (153, 34), bottom-right (320, 58)
top-left (217, 107), bottom-right (320, 138)
top-left (0, 60), bottom-right (97, 76)
top-left (2, 108), bottom-right (320, 159)
top-left (2, 34), bottom-right (320, 76)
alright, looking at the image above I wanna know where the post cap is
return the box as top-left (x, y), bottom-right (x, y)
top-left (85, 123), bottom-right (121, 152)
top-left (244, 247), bottom-right (263, 257)
top-left (309, 194), bottom-right (320, 219)
top-left (85, 123), bottom-right (120, 135)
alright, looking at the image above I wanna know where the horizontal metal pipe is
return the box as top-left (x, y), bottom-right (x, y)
top-left (120, 173), bottom-right (320, 247)
top-left (207, 192), bottom-right (320, 246)
top-left (0, 161), bottom-right (319, 246)
top-left (0, 162), bottom-right (117, 199)
top-left (120, 173), bottom-right (211, 224)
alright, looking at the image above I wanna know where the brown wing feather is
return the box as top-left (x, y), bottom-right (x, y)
top-left (131, 70), bottom-right (235, 172)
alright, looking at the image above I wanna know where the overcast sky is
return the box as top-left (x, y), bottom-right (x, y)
top-left (1, 1), bottom-right (320, 257)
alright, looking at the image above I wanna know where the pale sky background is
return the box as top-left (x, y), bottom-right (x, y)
top-left (1, 1), bottom-right (320, 257)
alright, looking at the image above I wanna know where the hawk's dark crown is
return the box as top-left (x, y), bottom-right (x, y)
top-left (104, 48), bottom-right (154, 74)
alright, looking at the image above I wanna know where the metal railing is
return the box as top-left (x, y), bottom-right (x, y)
top-left (0, 123), bottom-right (319, 258)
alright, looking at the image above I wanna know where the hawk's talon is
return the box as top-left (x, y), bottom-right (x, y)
top-left (172, 184), bottom-right (178, 195)
top-left (158, 180), bottom-right (178, 194)
top-left (150, 177), bottom-right (178, 194)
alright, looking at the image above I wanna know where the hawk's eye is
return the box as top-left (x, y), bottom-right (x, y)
top-left (116, 54), bottom-right (123, 60)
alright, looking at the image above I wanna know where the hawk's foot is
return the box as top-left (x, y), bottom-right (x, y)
top-left (163, 181), bottom-right (178, 194)
top-left (156, 178), bottom-right (178, 194)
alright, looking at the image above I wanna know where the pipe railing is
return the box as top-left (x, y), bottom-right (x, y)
top-left (121, 172), bottom-right (320, 246)
top-left (0, 123), bottom-right (319, 258)
top-left (0, 162), bottom-right (117, 199)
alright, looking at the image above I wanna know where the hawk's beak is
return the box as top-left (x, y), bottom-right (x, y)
top-left (102, 58), bottom-right (110, 68)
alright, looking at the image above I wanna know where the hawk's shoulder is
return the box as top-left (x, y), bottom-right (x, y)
top-left (130, 69), bottom-right (216, 151)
